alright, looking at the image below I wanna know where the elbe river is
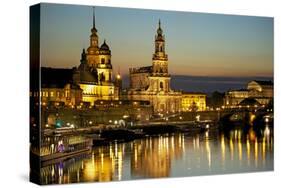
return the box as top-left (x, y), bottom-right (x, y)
top-left (40, 125), bottom-right (273, 184)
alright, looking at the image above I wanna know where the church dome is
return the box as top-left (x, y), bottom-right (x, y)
top-left (100, 40), bottom-right (110, 51)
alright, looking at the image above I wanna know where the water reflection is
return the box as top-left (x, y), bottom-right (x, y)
top-left (131, 134), bottom-right (184, 178)
top-left (40, 126), bottom-right (273, 184)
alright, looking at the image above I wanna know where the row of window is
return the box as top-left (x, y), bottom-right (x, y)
top-left (31, 91), bottom-right (71, 98)
top-left (183, 96), bottom-right (205, 99)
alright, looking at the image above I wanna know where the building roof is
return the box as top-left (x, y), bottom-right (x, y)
top-left (228, 89), bottom-right (249, 92)
top-left (239, 98), bottom-right (261, 106)
top-left (100, 40), bottom-right (110, 51)
top-left (41, 67), bottom-right (74, 88)
top-left (79, 71), bottom-right (97, 83)
top-left (130, 66), bottom-right (152, 74)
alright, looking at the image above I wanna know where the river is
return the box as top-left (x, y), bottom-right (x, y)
top-left (40, 125), bottom-right (273, 184)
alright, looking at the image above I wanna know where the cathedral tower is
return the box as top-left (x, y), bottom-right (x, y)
top-left (87, 7), bottom-right (100, 67)
top-left (152, 20), bottom-right (169, 76)
top-left (97, 40), bottom-right (113, 83)
top-left (148, 20), bottom-right (171, 93)
top-left (128, 20), bottom-right (182, 113)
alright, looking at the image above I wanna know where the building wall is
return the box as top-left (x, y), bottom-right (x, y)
top-left (224, 90), bottom-right (249, 106)
top-left (130, 72), bottom-right (150, 90)
top-left (181, 94), bottom-right (206, 111)
top-left (86, 53), bottom-right (100, 67)
top-left (97, 67), bottom-right (112, 82)
top-left (79, 83), bottom-right (115, 105)
top-left (225, 81), bottom-right (273, 107)
top-left (147, 76), bottom-right (171, 93)
top-left (41, 84), bottom-right (82, 106)
top-left (41, 104), bottom-right (153, 128)
top-left (127, 91), bottom-right (182, 113)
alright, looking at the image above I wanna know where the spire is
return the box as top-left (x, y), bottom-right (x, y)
top-left (91, 7), bottom-right (97, 33)
top-left (157, 19), bottom-right (163, 36)
top-left (93, 6), bottom-right (96, 29)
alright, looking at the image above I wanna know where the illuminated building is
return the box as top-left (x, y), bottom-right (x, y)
top-left (40, 9), bottom-right (121, 107)
top-left (224, 80), bottom-right (273, 107)
top-left (128, 20), bottom-right (182, 113)
top-left (40, 67), bottom-right (83, 107)
top-left (72, 8), bottom-right (120, 105)
top-left (181, 92), bottom-right (206, 111)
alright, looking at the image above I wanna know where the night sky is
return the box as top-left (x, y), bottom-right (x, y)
top-left (40, 3), bottom-right (273, 92)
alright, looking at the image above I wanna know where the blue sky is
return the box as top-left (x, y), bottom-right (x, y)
top-left (40, 3), bottom-right (273, 77)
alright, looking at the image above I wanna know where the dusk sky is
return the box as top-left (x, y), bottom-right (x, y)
top-left (41, 3), bottom-right (273, 77)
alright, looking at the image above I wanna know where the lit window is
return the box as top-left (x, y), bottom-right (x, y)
top-left (160, 82), bottom-right (163, 90)
top-left (101, 58), bottom-right (105, 64)
top-left (50, 92), bottom-right (54, 97)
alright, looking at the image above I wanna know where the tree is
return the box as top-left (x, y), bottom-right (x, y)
top-left (208, 91), bottom-right (225, 108)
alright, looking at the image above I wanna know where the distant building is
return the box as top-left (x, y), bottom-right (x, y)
top-left (40, 67), bottom-right (83, 107)
top-left (181, 92), bottom-right (206, 111)
top-left (127, 20), bottom-right (182, 113)
top-left (224, 80), bottom-right (273, 108)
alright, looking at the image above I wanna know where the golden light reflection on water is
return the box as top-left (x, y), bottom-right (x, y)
top-left (131, 134), bottom-right (184, 178)
top-left (40, 126), bottom-right (273, 184)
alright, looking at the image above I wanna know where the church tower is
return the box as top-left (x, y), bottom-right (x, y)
top-left (148, 20), bottom-right (171, 93)
top-left (87, 7), bottom-right (100, 67)
top-left (128, 20), bottom-right (182, 113)
top-left (152, 20), bottom-right (169, 76)
top-left (97, 40), bottom-right (113, 84)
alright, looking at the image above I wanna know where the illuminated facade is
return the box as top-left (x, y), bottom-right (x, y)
top-left (181, 92), bottom-right (206, 111)
top-left (224, 80), bottom-right (273, 107)
top-left (40, 67), bottom-right (83, 107)
top-left (128, 20), bottom-right (182, 113)
top-left (41, 84), bottom-right (82, 107)
top-left (73, 9), bottom-right (121, 105)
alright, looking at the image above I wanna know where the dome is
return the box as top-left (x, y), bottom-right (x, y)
top-left (100, 40), bottom-right (110, 51)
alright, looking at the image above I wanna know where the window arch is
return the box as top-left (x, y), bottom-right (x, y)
top-left (160, 81), bottom-right (164, 90)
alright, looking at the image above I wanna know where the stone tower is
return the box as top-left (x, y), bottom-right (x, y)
top-left (97, 40), bottom-right (113, 83)
top-left (87, 7), bottom-right (100, 67)
top-left (152, 20), bottom-right (168, 75)
top-left (148, 20), bottom-right (171, 93)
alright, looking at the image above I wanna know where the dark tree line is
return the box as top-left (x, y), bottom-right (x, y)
top-left (206, 91), bottom-right (225, 108)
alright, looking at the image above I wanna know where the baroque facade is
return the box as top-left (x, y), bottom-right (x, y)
top-left (127, 20), bottom-right (182, 113)
top-left (224, 80), bottom-right (273, 107)
top-left (40, 9), bottom-right (122, 107)
top-left (40, 67), bottom-right (83, 107)
top-left (181, 92), bottom-right (206, 111)
top-left (73, 9), bottom-right (121, 105)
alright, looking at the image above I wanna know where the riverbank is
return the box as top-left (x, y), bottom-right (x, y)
top-left (91, 122), bottom-right (218, 146)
